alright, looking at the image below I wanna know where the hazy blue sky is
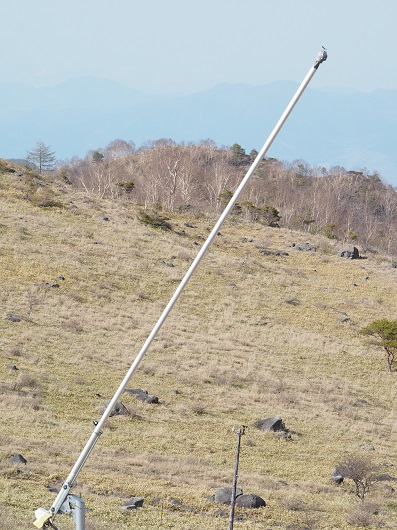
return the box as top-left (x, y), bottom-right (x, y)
top-left (2, 0), bottom-right (396, 93)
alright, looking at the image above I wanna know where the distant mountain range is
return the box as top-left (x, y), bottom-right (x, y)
top-left (1, 77), bottom-right (396, 185)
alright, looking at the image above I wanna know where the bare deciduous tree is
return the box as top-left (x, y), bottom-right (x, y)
top-left (59, 138), bottom-right (397, 257)
top-left (335, 455), bottom-right (379, 502)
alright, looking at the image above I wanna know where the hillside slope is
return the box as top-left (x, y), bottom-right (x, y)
top-left (1, 165), bottom-right (397, 529)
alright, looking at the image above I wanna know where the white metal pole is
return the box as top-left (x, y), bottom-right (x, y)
top-left (34, 48), bottom-right (327, 528)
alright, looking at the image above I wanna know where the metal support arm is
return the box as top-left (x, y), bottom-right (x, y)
top-left (33, 48), bottom-right (327, 529)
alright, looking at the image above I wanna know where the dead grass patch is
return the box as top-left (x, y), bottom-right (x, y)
top-left (1, 174), bottom-right (397, 529)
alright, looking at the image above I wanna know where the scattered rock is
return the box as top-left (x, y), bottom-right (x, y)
top-left (252, 417), bottom-right (286, 432)
top-left (125, 388), bottom-right (147, 396)
top-left (103, 400), bottom-right (129, 417)
top-left (214, 489), bottom-right (265, 509)
top-left (292, 242), bottom-right (316, 252)
top-left (259, 249), bottom-right (289, 256)
top-left (235, 494), bottom-right (266, 508)
top-left (100, 214), bottom-right (110, 221)
top-left (9, 453), bottom-right (27, 465)
top-left (6, 365), bottom-right (18, 371)
top-left (215, 487), bottom-right (243, 505)
top-left (383, 485), bottom-right (395, 494)
top-left (161, 260), bottom-right (174, 267)
top-left (377, 473), bottom-right (397, 482)
top-left (359, 443), bottom-right (375, 451)
top-left (120, 497), bottom-right (144, 510)
top-left (274, 432), bottom-right (291, 440)
top-left (138, 393), bottom-right (159, 404)
top-left (330, 468), bottom-right (344, 484)
top-left (169, 498), bottom-right (195, 512)
top-left (339, 317), bottom-right (352, 323)
top-left (6, 313), bottom-right (21, 323)
top-left (337, 246), bottom-right (359, 259)
top-left (354, 399), bottom-right (369, 406)
top-left (125, 388), bottom-right (159, 404)
top-left (285, 295), bottom-right (300, 306)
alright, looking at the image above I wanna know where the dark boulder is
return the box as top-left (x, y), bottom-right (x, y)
top-left (252, 416), bottom-right (285, 432)
top-left (337, 246), bottom-right (359, 259)
top-left (259, 249), bottom-right (289, 257)
top-left (377, 473), bottom-right (397, 482)
top-left (215, 487), bottom-right (243, 505)
top-left (292, 242), bottom-right (316, 252)
top-left (125, 388), bottom-right (159, 404)
top-left (161, 260), bottom-right (175, 267)
top-left (6, 313), bottom-right (21, 322)
top-left (275, 432), bottom-right (292, 440)
top-left (169, 498), bottom-right (195, 512)
top-left (235, 494), bottom-right (266, 508)
top-left (9, 453), bottom-right (27, 465)
top-left (120, 497), bottom-right (144, 510)
top-left (103, 400), bottom-right (129, 417)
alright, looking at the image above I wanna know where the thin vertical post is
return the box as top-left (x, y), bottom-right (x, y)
top-left (228, 426), bottom-right (246, 530)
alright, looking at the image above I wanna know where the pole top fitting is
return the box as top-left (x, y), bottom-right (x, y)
top-left (232, 425), bottom-right (246, 435)
top-left (314, 47), bottom-right (327, 69)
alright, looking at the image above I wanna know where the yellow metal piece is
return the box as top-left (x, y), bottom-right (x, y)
top-left (33, 508), bottom-right (52, 528)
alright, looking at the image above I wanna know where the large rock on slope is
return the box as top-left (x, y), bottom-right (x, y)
top-left (337, 246), bottom-right (359, 259)
top-left (252, 416), bottom-right (285, 432)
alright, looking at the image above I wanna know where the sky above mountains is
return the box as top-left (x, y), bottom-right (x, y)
top-left (3, 0), bottom-right (397, 94)
top-left (2, 1), bottom-right (397, 184)
top-left (2, 79), bottom-right (396, 186)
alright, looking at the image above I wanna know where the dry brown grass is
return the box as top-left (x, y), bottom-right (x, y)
top-left (1, 169), bottom-right (397, 529)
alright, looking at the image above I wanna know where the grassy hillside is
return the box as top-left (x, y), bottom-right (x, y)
top-left (1, 164), bottom-right (397, 529)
